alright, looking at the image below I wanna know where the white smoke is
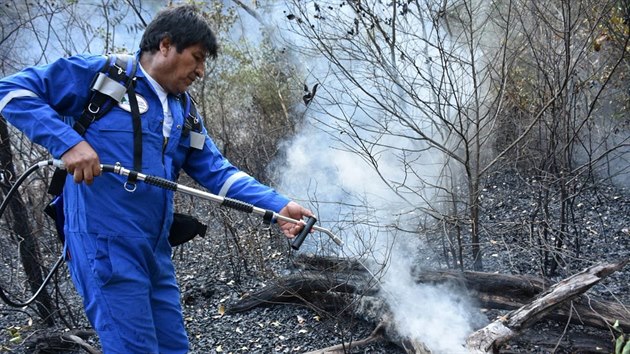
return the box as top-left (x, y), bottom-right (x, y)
top-left (235, 0), bottom-right (488, 351)
top-left (380, 240), bottom-right (482, 352)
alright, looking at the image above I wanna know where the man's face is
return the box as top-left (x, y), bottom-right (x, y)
top-left (160, 41), bottom-right (206, 94)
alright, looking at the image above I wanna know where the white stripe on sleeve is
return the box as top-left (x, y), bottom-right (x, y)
top-left (0, 89), bottom-right (38, 113)
top-left (218, 171), bottom-right (250, 197)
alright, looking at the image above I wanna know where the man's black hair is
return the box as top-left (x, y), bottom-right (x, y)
top-left (140, 4), bottom-right (218, 58)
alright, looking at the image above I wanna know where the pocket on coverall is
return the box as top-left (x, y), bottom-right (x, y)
top-left (92, 234), bottom-right (155, 287)
top-left (93, 234), bottom-right (114, 286)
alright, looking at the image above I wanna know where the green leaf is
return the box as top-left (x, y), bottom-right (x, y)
top-left (616, 335), bottom-right (626, 354)
top-left (614, 320), bottom-right (622, 332)
top-left (622, 340), bottom-right (630, 354)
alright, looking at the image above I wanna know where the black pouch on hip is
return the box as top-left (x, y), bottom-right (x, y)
top-left (44, 195), bottom-right (66, 245)
top-left (168, 213), bottom-right (207, 247)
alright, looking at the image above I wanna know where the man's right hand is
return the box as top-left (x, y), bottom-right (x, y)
top-left (61, 141), bottom-right (101, 184)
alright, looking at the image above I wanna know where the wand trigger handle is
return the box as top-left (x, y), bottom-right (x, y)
top-left (291, 216), bottom-right (317, 250)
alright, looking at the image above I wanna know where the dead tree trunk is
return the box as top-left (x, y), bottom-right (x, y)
top-left (466, 257), bottom-right (629, 353)
top-left (291, 254), bottom-right (630, 332)
top-left (0, 118), bottom-right (54, 325)
top-left (228, 255), bottom-right (629, 352)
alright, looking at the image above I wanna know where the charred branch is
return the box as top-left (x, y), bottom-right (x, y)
top-left (466, 257), bottom-right (629, 353)
top-left (228, 255), bottom-right (629, 353)
top-left (226, 272), bottom-right (373, 314)
top-left (23, 328), bottom-right (98, 354)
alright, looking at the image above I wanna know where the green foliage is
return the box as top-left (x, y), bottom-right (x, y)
top-left (3, 322), bottom-right (33, 349)
top-left (614, 320), bottom-right (630, 354)
top-left (195, 0), bottom-right (238, 36)
top-left (6, 326), bottom-right (22, 343)
top-left (192, 30), bottom-right (303, 182)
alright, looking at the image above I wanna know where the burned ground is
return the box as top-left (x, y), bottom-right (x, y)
top-left (0, 169), bottom-right (629, 353)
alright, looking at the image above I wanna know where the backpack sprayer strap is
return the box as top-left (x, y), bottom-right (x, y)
top-left (126, 79), bottom-right (142, 182)
top-left (47, 54), bottom-right (138, 196)
top-left (74, 55), bottom-right (137, 135)
top-left (181, 93), bottom-right (202, 137)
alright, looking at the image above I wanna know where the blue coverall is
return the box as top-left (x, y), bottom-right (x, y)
top-left (0, 54), bottom-right (290, 353)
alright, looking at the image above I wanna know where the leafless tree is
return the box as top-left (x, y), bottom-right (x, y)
top-left (0, 0), bottom-right (149, 329)
top-left (279, 0), bottom-right (629, 273)
top-left (491, 0), bottom-right (630, 275)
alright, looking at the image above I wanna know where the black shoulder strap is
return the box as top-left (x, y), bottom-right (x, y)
top-left (127, 79), bottom-right (142, 178)
top-left (48, 54), bottom-right (138, 196)
top-left (73, 54), bottom-right (138, 135)
top-left (181, 92), bottom-right (202, 137)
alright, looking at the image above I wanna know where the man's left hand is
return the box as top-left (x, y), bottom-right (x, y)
top-left (277, 201), bottom-right (314, 238)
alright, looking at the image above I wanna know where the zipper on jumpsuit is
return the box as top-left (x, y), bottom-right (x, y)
top-left (140, 79), bottom-right (173, 250)
top-left (158, 94), bottom-right (183, 250)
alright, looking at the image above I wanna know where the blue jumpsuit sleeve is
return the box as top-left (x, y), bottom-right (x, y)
top-left (0, 55), bottom-right (106, 158)
top-left (182, 128), bottom-right (290, 213)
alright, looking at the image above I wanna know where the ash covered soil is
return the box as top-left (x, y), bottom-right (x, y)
top-left (1, 169), bottom-right (629, 353)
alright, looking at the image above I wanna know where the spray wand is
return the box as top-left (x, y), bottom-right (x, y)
top-left (94, 164), bottom-right (392, 287)
top-left (97, 162), bottom-right (343, 249)
top-left (99, 162), bottom-right (398, 302)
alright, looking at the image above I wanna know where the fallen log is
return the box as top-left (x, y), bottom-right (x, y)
top-left (294, 254), bottom-right (551, 301)
top-left (226, 272), bottom-right (372, 314)
top-left (466, 257), bottom-right (629, 353)
top-left (233, 257), bottom-right (630, 332)
top-left (414, 270), bottom-right (550, 302)
top-left (297, 254), bottom-right (630, 331)
top-left (228, 256), bottom-right (628, 352)
top-left (476, 292), bottom-right (630, 332)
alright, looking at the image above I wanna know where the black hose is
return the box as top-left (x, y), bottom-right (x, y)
top-left (0, 256), bottom-right (64, 307)
top-left (0, 162), bottom-right (39, 217)
top-left (0, 160), bottom-right (64, 307)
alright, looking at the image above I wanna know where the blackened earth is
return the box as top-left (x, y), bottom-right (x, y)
top-left (1, 169), bottom-right (628, 353)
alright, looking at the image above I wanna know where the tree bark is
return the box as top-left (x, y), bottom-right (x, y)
top-left (466, 257), bottom-right (629, 353)
top-left (0, 118), bottom-right (54, 325)
top-left (229, 255), bottom-right (629, 353)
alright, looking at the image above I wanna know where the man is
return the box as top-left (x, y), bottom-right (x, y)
top-left (0, 4), bottom-right (312, 353)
